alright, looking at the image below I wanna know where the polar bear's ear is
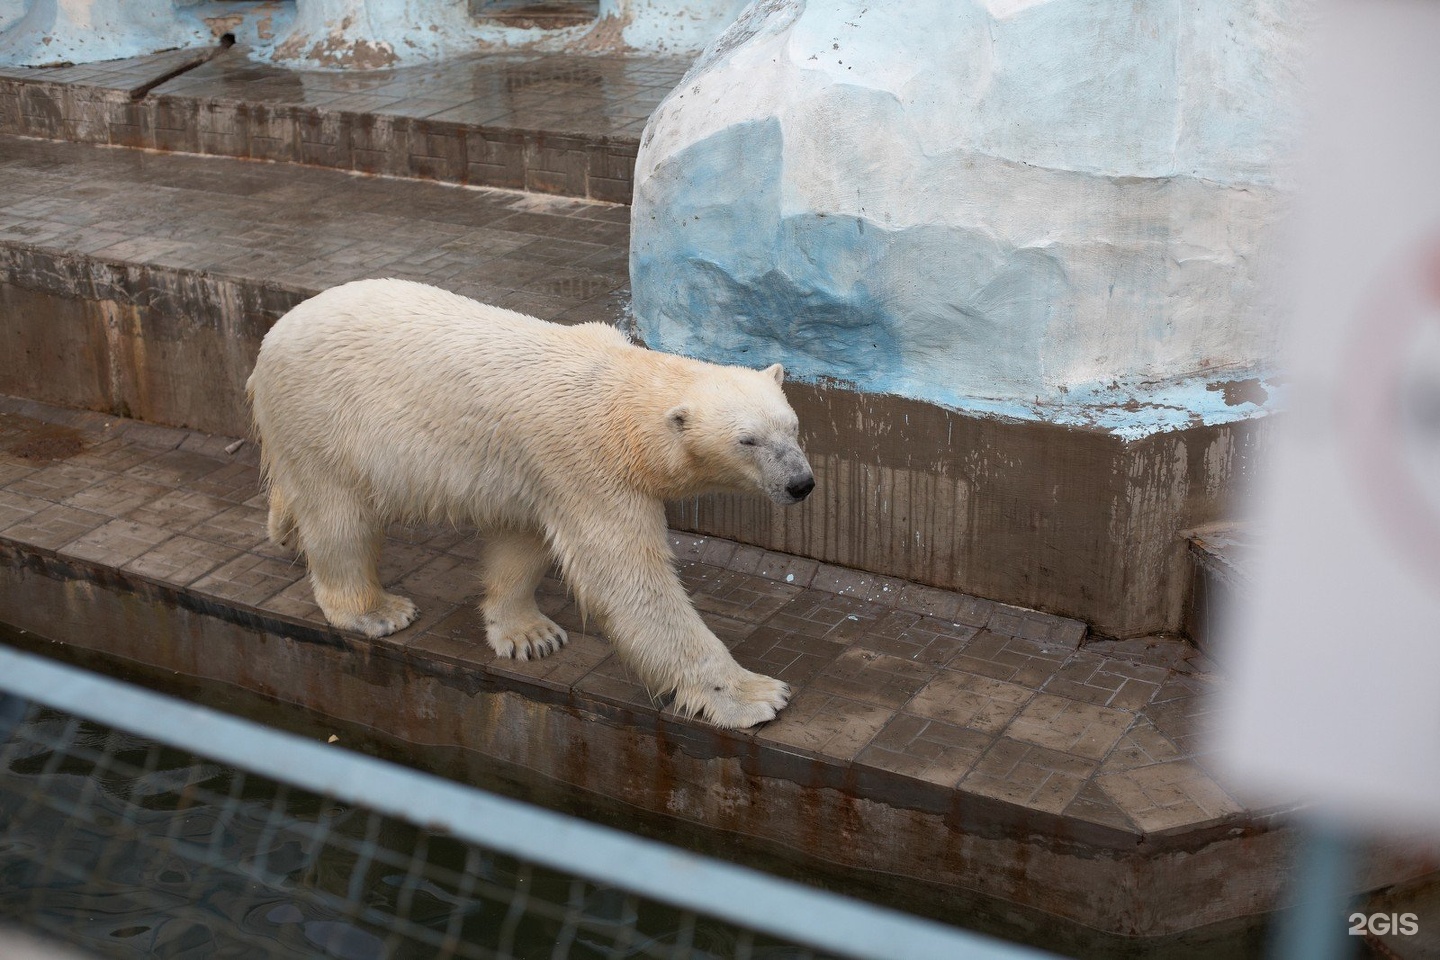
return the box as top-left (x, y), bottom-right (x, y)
top-left (763, 363), bottom-right (785, 385)
top-left (666, 404), bottom-right (691, 433)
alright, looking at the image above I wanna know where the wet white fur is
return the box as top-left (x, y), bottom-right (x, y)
top-left (247, 278), bottom-right (808, 729)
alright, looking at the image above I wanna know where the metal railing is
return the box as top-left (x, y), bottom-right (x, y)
top-left (0, 646), bottom-right (1054, 960)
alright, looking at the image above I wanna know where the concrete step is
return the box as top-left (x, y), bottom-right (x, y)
top-left (4, 391), bottom-right (1417, 953)
top-left (0, 43), bottom-right (687, 202)
top-left (1184, 523), bottom-right (1256, 651)
top-left (0, 133), bottom-right (629, 437)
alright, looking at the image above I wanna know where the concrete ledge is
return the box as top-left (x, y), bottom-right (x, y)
top-left (0, 46), bottom-right (684, 202)
top-left (0, 540), bottom-right (1432, 946)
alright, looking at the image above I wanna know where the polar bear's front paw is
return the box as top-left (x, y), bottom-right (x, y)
top-left (681, 669), bottom-right (791, 730)
top-left (485, 612), bottom-right (568, 661)
top-left (341, 592), bottom-right (419, 638)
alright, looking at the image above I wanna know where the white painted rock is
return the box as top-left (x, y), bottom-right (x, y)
top-left (632, 0), bottom-right (1311, 434)
top-left (0, 0), bottom-right (745, 68)
top-left (0, 0), bottom-right (211, 66)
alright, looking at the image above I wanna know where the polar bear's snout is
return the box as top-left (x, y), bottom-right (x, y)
top-left (786, 472), bottom-right (815, 502)
top-left (766, 442), bottom-right (815, 505)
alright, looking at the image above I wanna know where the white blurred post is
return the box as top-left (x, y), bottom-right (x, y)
top-left (1217, 0), bottom-right (1440, 954)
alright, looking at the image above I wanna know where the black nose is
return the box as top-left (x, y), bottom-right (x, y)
top-left (786, 475), bottom-right (815, 500)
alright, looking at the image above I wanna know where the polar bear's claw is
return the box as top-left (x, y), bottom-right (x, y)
top-left (344, 593), bottom-right (419, 638)
top-left (486, 613), bottom-right (569, 661)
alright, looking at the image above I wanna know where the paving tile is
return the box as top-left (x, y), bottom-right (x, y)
top-left (1096, 760), bottom-right (1244, 833)
top-left (65, 438), bottom-right (160, 474)
top-left (689, 569), bottom-right (802, 626)
top-left (1063, 781), bottom-right (1137, 833)
top-left (58, 518), bottom-right (172, 567)
top-left (728, 624), bottom-right (844, 688)
top-left (892, 583), bottom-right (964, 621)
top-left (116, 420), bottom-right (190, 451)
top-left (3, 503), bottom-right (109, 550)
top-left (809, 563), bottom-right (907, 605)
top-left (855, 712), bottom-right (993, 787)
top-left (1041, 652), bottom-right (1163, 711)
top-left (946, 629), bottom-right (1070, 687)
top-left (397, 551), bottom-right (481, 604)
top-left (191, 552), bottom-right (307, 608)
top-left (0, 487), bottom-right (48, 531)
top-left (186, 502), bottom-right (272, 552)
top-left (125, 488), bottom-right (233, 532)
top-left (573, 651), bottom-right (661, 712)
top-left (0, 458), bottom-right (38, 487)
top-left (755, 688), bottom-right (895, 762)
top-left (1103, 716), bottom-right (1186, 771)
top-left (124, 448), bottom-right (227, 487)
top-left (257, 576), bottom-right (328, 626)
top-left (1141, 675), bottom-right (1221, 756)
top-left (906, 670), bottom-right (1034, 734)
top-left (378, 538), bottom-right (445, 587)
top-left (809, 647), bottom-right (935, 710)
top-left (698, 611), bottom-right (760, 647)
top-left (124, 535), bottom-right (241, 587)
top-left (764, 593), bottom-right (889, 645)
top-left (1083, 636), bottom-right (1201, 673)
top-left (961, 738), bottom-right (1097, 815)
top-left (668, 532), bottom-right (737, 568)
top-left (855, 610), bottom-right (978, 667)
top-left (986, 603), bottom-right (1087, 647)
top-left (6, 461), bottom-right (108, 502)
top-left (1003, 694), bottom-right (1134, 761)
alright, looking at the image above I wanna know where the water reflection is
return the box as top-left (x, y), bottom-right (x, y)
top-left (0, 709), bottom-right (821, 959)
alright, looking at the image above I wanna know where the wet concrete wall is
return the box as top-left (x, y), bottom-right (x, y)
top-left (0, 252), bottom-right (301, 437)
top-left (1, 545), bottom-right (1430, 944)
top-left (670, 386), bottom-right (1267, 638)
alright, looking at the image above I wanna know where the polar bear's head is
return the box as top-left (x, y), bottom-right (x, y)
top-left (666, 363), bottom-right (815, 505)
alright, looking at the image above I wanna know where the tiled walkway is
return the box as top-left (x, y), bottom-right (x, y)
top-left (0, 395), bottom-right (1239, 837)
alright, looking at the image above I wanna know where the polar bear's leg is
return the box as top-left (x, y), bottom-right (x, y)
top-left (296, 488), bottom-right (418, 638)
top-left (481, 529), bottom-right (568, 660)
top-left (548, 502), bottom-right (790, 729)
top-left (265, 484), bottom-right (299, 552)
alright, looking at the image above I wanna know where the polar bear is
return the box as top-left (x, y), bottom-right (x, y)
top-left (247, 278), bottom-right (814, 729)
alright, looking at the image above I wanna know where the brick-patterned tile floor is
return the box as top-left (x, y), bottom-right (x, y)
top-left (0, 394), bottom-right (1245, 837)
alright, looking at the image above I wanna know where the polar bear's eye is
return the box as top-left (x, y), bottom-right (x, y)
top-left (738, 436), bottom-right (758, 447)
